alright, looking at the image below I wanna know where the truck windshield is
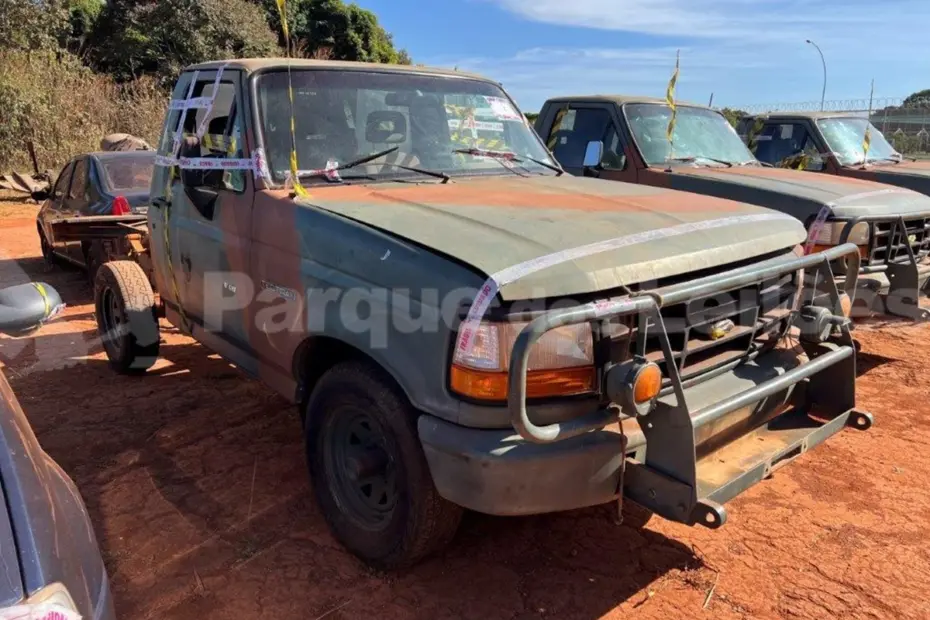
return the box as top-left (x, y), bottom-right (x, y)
top-left (625, 103), bottom-right (757, 167)
top-left (255, 70), bottom-right (557, 183)
top-left (816, 117), bottom-right (900, 165)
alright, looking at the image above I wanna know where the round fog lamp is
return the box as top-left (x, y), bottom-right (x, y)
top-left (607, 358), bottom-right (663, 417)
top-left (633, 363), bottom-right (662, 404)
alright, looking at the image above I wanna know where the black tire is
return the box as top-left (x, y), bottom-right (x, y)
top-left (84, 241), bottom-right (104, 285)
top-left (305, 361), bottom-right (463, 569)
top-left (38, 226), bottom-right (59, 267)
top-left (94, 260), bottom-right (160, 374)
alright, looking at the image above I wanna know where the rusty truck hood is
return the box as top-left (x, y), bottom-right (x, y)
top-left (297, 175), bottom-right (805, 300)
top-left (671, 165), bottom-right (930, 219)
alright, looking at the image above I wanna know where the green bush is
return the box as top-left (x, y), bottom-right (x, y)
top-left (0, 50), bottom-right (167, 172)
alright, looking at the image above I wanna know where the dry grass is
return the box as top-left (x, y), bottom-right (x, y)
top-left (0, 50), bottom-right (168, 173)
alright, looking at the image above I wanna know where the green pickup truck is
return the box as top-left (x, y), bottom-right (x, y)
top-left (535, 96), bottom-right (930, 320)
top-left (738, 112), bottom-right (930, 196)
top-left (80, 60), bottom-right (871, 569)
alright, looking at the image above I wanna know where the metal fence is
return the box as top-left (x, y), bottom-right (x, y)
top-left (722, 97), bottom-right (930, 158)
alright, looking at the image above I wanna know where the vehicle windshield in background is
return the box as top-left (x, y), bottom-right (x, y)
top-left (625, 103), bottom-right (758, 167)
top-left (255, 70), bottom-right (557, 183)
top-left (100, 155), bottom-right (155, 192)
top-left (817, 117), bottom-right (900, 165)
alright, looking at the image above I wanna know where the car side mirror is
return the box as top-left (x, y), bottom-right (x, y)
top-left (583, 140), bottom-right (604, 168)
top-left (30, 189), bottom-right (49, 202)
top-left (0, 282), bottom-right (64, 337)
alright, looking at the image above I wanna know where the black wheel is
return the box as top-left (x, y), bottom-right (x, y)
top-left (84, 241), bottom-right (104, 285)
top-left (94, 260), bottom-right (160, 374)
top-left (38, 226), bottom-right (59, 267)
top-left (305, 361), bottom-right (462, 569)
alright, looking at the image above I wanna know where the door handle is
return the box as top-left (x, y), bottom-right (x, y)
top-left (152, 196), bottom-right (171, 209)
top-left (180, 254), bottom-right (191, 272)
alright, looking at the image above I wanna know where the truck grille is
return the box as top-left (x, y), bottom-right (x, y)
top-left (609, 273), bottom-right (799, 384)
top-left (867, 217), bottom-right (930, 266)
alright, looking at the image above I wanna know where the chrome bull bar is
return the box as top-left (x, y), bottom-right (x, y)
top-left (506, 243), bottom-right (872, 528)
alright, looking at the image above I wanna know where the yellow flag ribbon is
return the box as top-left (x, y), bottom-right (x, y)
top-left (276, 0), bottom-right (308, 197)
top-left (862, 78), bottom-right (875, 162)
top-left (665, 50), bottom-right (680, 144)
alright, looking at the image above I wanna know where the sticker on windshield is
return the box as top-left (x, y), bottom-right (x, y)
top-left (448, 119), bottom-right (505, 132)
top-left (484, 96), bottom-right (522, 121)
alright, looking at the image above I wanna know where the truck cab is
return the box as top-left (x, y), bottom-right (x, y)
top-left (535, 96), bottom-right (930, 320)
top-left (91, 60), bottom-right (872, 569)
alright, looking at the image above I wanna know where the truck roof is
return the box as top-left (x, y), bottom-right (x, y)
top-left (542, 94), bottom-right (708, 109)
top-left (743, 111), bottom-right (865, 121)
top-left (185, 58), bottom-right (494, 83)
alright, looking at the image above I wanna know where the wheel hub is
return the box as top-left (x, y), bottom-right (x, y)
top-left (324, 409), bottom-right (398, 528)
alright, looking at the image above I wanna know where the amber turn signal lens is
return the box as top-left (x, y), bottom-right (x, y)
top-left (450, 365), bottom-right (595, 401)
top-left (632, 363), bottom-right (662, 404)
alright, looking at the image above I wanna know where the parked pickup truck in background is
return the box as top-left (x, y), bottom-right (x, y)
top-left (535, 96), bottom-right (930, 320)
top-left (72, 59), bottom-right (872, 569)
top-left (738, 112), bottom-right (930, 195)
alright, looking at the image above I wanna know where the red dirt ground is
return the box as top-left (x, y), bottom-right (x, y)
top-left (1, 211), bottom-right (929, 620)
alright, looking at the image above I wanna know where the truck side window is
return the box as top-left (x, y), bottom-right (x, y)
top-left (752, 122), bottom-right (817, 168)
top-left (184, 79), bottom-right (246, 192)
top-left (547, 108), bottom-right (612, 168)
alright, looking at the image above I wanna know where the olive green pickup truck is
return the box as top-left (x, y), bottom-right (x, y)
top-left (536, 96), bottom-right (930, 320)
top-left (73, 60), bottom-right (871, 569)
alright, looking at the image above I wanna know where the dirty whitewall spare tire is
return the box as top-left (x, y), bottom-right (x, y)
top-left (94, 260), bottom-right (160, 374)
top-left (305, 361), bottom-right (463, 569)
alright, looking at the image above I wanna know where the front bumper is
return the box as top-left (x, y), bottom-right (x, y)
top-left (835, 215), bottom-right (930, 321)
top-left (420, 244), bottom-right (872, 527)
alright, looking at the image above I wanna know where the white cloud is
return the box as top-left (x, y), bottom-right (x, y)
top-left (433, 0), bottom-right (930, 111)
top-left (483, 0), bottom-right (925, 41)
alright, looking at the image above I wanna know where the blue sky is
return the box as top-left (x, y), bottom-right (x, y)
top-left (360, 0), bottom-right (930, 113)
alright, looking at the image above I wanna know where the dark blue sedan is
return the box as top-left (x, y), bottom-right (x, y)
top-left (36, 151), bottom-right (154, 281)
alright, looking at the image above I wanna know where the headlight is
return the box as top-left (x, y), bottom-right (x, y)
top-left (451, 321), bottom-right (595, 401)
top-left (810, 221), bottom-right (870, 246)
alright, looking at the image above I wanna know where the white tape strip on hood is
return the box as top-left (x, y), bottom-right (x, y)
top-left (455, 212), bottom-right (796, 356)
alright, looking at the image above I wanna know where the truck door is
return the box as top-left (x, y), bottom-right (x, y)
top-left (161, 69), bottom-right (254, 354)
top-left (541, 104), bottom-right (636, 182)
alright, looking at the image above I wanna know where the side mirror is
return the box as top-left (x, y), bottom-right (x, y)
top-left (30, 189), bottom-right (49, 202)
top-left (583, 140), bottom-right (604, 168)
top-left (0, 283), bottom-right (65, 338)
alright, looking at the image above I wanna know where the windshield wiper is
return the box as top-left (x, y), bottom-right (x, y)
top-left (524, 155), bottom-right (564, 175)
top-left (454, 148), bottom-right (561, 176)
top-left (666, 155), bottom-right (734, 168)
top-left (297, 146), bottom-right (449, 183)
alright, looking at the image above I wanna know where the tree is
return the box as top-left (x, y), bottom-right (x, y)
top-left (0, 0), bottom-right (68, 53)
top-left (89, 0), bottom-right (280, 83)
top-left (719, 107), bottom-right (749, 128)
top-left (64, 0), bottom-right (105, 55)
top-left (902, 89), bottom-right (930, 108)
top-left (260, 0), bottom-right (410, 64)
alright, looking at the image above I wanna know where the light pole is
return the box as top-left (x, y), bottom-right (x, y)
top-left (806, 39), bottom-right (826, 111)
